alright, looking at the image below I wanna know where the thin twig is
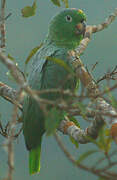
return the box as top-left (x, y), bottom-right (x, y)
top-left (6, 88), bottom-right (23, 180)
top-left (97, 66), bottom-right (117, 83)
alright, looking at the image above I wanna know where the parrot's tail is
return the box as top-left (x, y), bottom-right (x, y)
top-left (29, 142), bottom-right (41, 175)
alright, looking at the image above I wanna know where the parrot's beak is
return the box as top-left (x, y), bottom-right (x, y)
top-left (76, 21), bottom-right (86, 37)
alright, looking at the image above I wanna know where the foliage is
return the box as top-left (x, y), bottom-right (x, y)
top-left (25, 44), bottom-right (43, 65)
top-left (51, 0), bottom-right (61, 7)
top-left (50, 0), bottom-right (69, 7)
top-left (87, 126), bottom-right (112, 155)
top-left (21, 1), bottom-right (37, 18)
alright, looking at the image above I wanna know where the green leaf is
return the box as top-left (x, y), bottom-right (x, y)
top-left (87, 127), bottom-right (112, 154)
top-left (47, 57), bottom-right (74, 75)
top-left (8, 54), bottom-right (15, 62)
top-left (109, 94), bottom-right (117, 109)
top-left (45, 108), bottom-right (64, 135)
top-left (67, 116), bottom-right (80, 128)
top-left (98, 126), bottom-right (105, 147)
top-left (105, 128), bottom-right (110, 136)
top-left (21, 0), bottom-right (37, 18)
top-left (51, 0), bottom-right (61, 6)
top-left (104, 137), bottom-right (112, 155)
top-left (69, 136), bottom-right (79, 148)
top-left (95, 126), bottom-right (112, 154)
top-left (61, 0), bottom-right (69, 8)
top-left (25, 44), bottom-right (43, 64)
top-left (76, 150), bottom-right (98, 164)
top-left (98, 126), bottom-right (111, 152)
top-left (103, 128), bottom-right (112, 154)
top-left (74, 79), bottom-right (80, 93)
top-left (105, 87), bottom-right (117, 108)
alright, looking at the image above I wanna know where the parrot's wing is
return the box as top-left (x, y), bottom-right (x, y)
top-left (23, 42), bottom-right (60, 149)
top-left (23, 42), bottom-right (76, 150)
top-left (28, 41), bottom-right (60, 89)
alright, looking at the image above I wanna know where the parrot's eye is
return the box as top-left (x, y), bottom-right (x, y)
top-left (65, 15), bottom-right (72, 22)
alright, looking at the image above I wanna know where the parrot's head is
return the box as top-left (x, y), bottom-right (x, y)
top-left (48, 8), bottom-right (86, 49)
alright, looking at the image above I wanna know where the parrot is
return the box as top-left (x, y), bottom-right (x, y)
top-left (23, 8), bottom-right (86, 175)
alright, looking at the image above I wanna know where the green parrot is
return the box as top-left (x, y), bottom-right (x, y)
top-left (23, 8), bottom-right (86, 175)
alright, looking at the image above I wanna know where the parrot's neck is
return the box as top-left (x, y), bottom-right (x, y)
top-left (46, 34), bottom-right (83, 50)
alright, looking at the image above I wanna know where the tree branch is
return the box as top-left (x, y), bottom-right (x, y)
top-left (54, 132), bottom-right (115, 179)
top-left (69, 8), bottom-right (117, 143)
top-left (0, 81), bottom-right (22, 110)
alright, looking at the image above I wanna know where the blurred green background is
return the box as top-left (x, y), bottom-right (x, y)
top-left (0, 0), bottom-right (117, 179)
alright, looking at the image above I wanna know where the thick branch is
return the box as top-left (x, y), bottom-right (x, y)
top-left (0, 81), bottom-right (22, 110)
top-left (58, 114), bottom-right (105, 144)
